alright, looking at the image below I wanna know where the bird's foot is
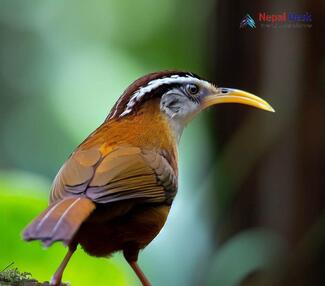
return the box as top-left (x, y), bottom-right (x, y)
top-left (50, 274), bottom-right (62, 286)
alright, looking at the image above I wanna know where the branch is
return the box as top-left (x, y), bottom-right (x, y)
top-left (0, 264), bottom-right (68, 286)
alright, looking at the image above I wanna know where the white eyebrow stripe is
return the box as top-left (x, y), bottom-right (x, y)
top-left (118, 75), bottom-right (209, 118)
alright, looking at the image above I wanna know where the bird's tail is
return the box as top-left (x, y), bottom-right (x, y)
top-left (23, 197), bottom-right (96, 247)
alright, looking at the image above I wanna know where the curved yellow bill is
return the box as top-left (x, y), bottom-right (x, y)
top-left (202, 88), bottom-right (275, 112)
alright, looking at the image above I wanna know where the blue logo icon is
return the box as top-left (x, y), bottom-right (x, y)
top-left (240, 14), bottom-right (256, 28)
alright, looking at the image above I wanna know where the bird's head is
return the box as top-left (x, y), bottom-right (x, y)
top-left (107, 71), bottom-right (274, 140)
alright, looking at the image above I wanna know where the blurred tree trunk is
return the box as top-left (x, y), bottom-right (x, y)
top-left (204, 0), bottom-right (325, 285)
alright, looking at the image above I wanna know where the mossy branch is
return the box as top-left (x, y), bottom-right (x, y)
top-left (0, 263), bottom-right (67, 286)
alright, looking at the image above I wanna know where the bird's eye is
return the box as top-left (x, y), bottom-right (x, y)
top-left (186, 84), bottom-right (199, 95)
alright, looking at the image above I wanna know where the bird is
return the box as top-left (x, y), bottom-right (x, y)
top-left (23, 70), bottom-right (274, 286)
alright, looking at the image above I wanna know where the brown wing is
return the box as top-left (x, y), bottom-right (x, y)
top-left (50, 147), bottom-right (102, 203)
top-left (50, 146), bottom-right (177, 204)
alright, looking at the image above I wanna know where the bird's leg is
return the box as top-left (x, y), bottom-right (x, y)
top-left (124, 249), bottom-right (151, 286)
top-left (50, 244), bottom-right (77, 286)
top-left (127, 260), bottom-right (152, 286)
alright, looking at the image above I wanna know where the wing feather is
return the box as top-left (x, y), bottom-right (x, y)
top-left (50, 146), bottom-right (177, 205)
